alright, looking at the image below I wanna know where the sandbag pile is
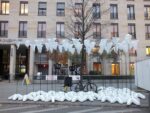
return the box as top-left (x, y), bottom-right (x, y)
top-left (8, 87), bottom-right (145, 105)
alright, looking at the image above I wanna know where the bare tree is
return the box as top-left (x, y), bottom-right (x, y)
top-left (65, 0), bottom-right (110, 78)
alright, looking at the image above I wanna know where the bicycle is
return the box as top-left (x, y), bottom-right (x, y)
top-left (71, 78), bottom-right (97, 92)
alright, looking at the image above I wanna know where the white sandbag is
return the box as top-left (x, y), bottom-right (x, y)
top-left (137, 93), bottom-right (146, 99)
top-left (51, 96), bottom-right (55, 103)
top-left (23, 95), bottom-right (28, 101)
top-left (127, 98), bottom-right (132, 105)
top-left (8, 94), bottom-right (15, 100)
top-left (132, 97), bottom-right (140, 105)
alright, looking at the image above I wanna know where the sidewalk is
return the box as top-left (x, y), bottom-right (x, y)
top-left (0, 80), bottom-right (149, 107)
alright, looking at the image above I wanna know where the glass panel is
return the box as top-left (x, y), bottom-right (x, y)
top-left (39, 3), bottom-right (46, 8)
top-left (93, 62), bottom-right (102, 74)
top-left (129, 63), bottom-right (134, 75)
top-left (112, 63), bottom-right (120, 75)
top-left (146, 47), bottom-right (150, 55)
top-left (24, 4), bottom-right (28, 14)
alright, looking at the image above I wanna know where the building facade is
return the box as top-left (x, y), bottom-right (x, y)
top-left (0, 0), bottom-right (150, 80)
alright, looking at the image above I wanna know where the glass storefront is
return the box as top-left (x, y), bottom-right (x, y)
top-left (16, 45), bottom-right (28, 79)
top-left (111, 63), bottom-right (120, 75)
top-left (93, 62), bottom-right (102, 75)
top-left (129, 62), bottom-right (134, 75)
top-left (0, 47), bottom-right (10, 79)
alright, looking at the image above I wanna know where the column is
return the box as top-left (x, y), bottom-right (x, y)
top-left (68, 58), bottom-right (71, 75)
top-left (48, 59), bottom-right (52, 75)
top-left (86, 55), bottom-right (91, 74)
top-left (29, 47), bottom-right (35, 80)
top-left (9, 45), bottom-right (16, 81)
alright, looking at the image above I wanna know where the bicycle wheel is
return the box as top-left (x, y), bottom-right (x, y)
top-left (70, 83), bottom-right (84, 92)
top-left (70, 83), bottom-right (77, 92)
top-left (84, 83), bottom-right (97, 92)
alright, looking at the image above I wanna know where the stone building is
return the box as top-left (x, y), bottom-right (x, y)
top-left (0, 0), bottom-right (150, 80)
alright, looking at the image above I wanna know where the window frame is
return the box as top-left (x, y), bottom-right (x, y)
top-left (93, 23), bottom-right (101, 39)
top-left (93, 3), bottom-right (101, 19)
top-left (127, 4), bottom-right (135, 20)
top-left (37, 22), bottom-right (46, 38)
top-left (0, 21), bottom-right (8, 37)
top-left (144, 5), bottom-right (150, 20)
top-left (20, 1), bottom-right (28, 15)
top-left (38, 2), bottom-right (47, 16)
top-left (57, 2), bottom-right (65, 16)
top-left (74, 3), bottom-right (82, 17)
top-left (111, 23), bottom-right (119, 37)
top-left (110, 4), bottom-right (118, 19)
top-left (74, 22), bottom-right (82, 38)
top-left (19, 21), bottom-right (27, 38)
top-left (145, 24), bottom-right (150, 39)
top-left (128, 23), bottom-right (136, 39)
top-left (0, 1), bottom-right (9, 15)
top-left (56, 22), bottom-right (65, 38)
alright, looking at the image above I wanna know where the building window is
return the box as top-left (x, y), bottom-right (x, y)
top-left (146, 46), bottom-right (150, 56)
top-left (93, 62), bottom-right (102, 74)
top-left (93, 23), bottom-right (101, 39)
top-left (37, 22), bottom-right (46, 38)
top-left (56, 22), bottom-right (65, 38)
top-left (57, 2), bottom-right (65, 16)
top-left (0, 21), bottom-right (8, 37)
top-left (93, 3), bottom-right (100, 19)
top-left (110, 4), bottom-right (118, 19)
top-left (128, 23), bottom-right (136, 39)
top-left (20, 1), bottom-right (28, 15)
top-left (144, 5), bottom-right (150, 20)
top-left (38, 2), bottom-right (47, 16)
top-left (0, 1), bottom-right (9, 15)
top-left (129, 62), bottom-right (134, 75)
top-left (145, 24), bottom-right (150, 39)
top-left (19, 21), bottom-right (27, 38)
top-left (127, 5), bottom-right (135, 20)
top-left (111, 63), bottom-right (120, 76)
top-left (111, 23), bottom-right (119, 37)
top-left (129, 48), bottom-right (137, 56)
top-left (74, 22), bottom-right (82, 38)
top-left (75, 3), bottom-right (82, 17)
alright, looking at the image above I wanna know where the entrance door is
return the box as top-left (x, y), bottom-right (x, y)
top-left (0, 49), bottom-right (10, 79)
top-left (38, 64), bottom-right (48, 75)
top-left (111, 63), bottom-right (120, 76)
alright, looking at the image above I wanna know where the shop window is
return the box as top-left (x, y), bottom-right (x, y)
top-left (38, 64), bottom-right (48, 75)
top-left (146, 46), bottom-right (150, 56)
top-left (93, 62), bottom-right (102, 74)
top-left (129, 62), bottom-right (134, 75)
top-left (111, 63), bottom-right (120, 75)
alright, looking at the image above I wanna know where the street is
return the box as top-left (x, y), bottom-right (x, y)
top-left (0, 104), bottom-right (149, 113)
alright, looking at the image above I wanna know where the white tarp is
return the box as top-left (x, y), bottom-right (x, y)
top-left (135, 59), bottom-right (150, 91)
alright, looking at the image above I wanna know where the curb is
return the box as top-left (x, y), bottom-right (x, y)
top-left (0, 100), bottom-right (145, 108)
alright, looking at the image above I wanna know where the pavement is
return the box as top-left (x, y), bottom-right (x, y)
top-left (0, 80), bottom-right (149, 108)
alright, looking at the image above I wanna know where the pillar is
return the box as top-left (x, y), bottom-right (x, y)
top-left (87, 55), bottom-right (93, 74)
top-left (68, 58), bottom-right (71, 75)
top-left (9, 45), bottom-right (16, 81)
top-left (48, 59), bottom-right (52, 75)
top-left (29, 47), bottom-right (35, 80)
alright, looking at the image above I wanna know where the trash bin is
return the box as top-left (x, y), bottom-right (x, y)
top-left (64, 77), bottom-right (72, 87)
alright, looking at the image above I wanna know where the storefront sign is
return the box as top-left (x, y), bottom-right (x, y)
top-left (46, 75), bottom-right (58, 80)
top-left (0, 38), bottom-right (25, 44)
top-left (69, 75), bottom-right (80, 81)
